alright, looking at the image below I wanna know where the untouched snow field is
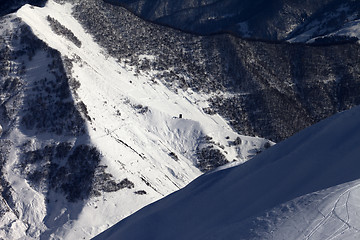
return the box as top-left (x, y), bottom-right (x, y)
top-left (94, 105), bottom-right (360, 240)
top-left (0, 1), bottom-right (268, 239)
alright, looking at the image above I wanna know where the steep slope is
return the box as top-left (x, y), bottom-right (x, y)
top-left (108, 0), bottom-right (360, 42)
top-left (288, 0), bottom-right (360, 43)
top-left (1, 0), bottom-right (360, 238)
top-left (0, 1), bottom-right (267, 239)
top-left (67, 0), bottom-right (360, 142)
top-left (94, 105), bottom-right (360, 240)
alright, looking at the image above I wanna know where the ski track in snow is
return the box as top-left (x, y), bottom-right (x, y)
top-left (303, 183), bottom-right (360, 240)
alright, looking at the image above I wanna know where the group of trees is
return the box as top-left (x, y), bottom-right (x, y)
top-left (21, 142), bottom-right (135, 202)
top-left (69, 0), bottom-right (360, 142)
top-left (47, 15), bottom-right (82, 48)
top-left (18, 24), bottom-right (86, 136)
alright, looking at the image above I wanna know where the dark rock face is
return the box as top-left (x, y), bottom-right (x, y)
top-left (70, 0), bottom-right (360, 142)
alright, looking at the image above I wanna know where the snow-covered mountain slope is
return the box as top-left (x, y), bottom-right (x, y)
top-left (109, 0), bottom-right (360, 42)
top-left (288, 1), bottom-right (360, 43)
top-left (0, 1), bottom-right (269, 239)
top-left (70, 0), bottom-right (360, 142)
top-left (0, 0), bottom-right (360, 239)
top-left (94, 105), bottom-right (360, 240)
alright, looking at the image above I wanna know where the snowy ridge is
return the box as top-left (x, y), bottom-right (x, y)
top-left (0, 1), bottom-right (268, 239)
top-left (110, 0), bottom-right (360, 42)
top-left (94, 106), bottom-right (360, 240)
top-left (289, 2), bottom-right (360, 43)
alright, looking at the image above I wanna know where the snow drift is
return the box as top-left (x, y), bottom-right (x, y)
top-left (94, 105), bottom-right (360, 240)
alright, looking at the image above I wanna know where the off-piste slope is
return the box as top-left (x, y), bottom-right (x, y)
top-left (0, 0), bottom-right (359, 239)
top-left (67, 0), bottom-right (360, 142)
top-left (94, 105), bottom-right (360, 240)
top-left (0, 1), bottom-right (267, 239)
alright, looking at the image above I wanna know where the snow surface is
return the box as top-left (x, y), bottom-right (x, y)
top-left (289, 4), bottom-right (360, 44)
top-left (94, 106), bottom-right (360, 240)
top-left (0, 1), bottom-right (268, 239)
top-left (330, 19), bottom-right (360, 42)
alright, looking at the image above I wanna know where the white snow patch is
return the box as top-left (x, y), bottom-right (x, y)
top-left (93, 105), bottom-right (360, 240)
top-left (2, 1), bottom-right (270, 239)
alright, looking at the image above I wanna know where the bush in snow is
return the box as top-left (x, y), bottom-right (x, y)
top-left (20, 143), bottom-right (135, 202)
top-left (196, 146), bottom-right (228, 172)
top-left (47, 15), bottom-right (82, 48)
